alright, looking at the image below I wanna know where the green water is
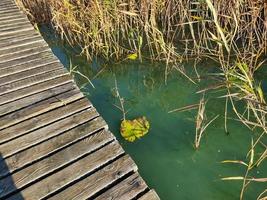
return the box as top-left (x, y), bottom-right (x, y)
top-left (42, 29), bottom-right (266, 200)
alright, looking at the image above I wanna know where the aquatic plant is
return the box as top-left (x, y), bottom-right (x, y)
top-left (113, 77), bottom-right (150, 142)
top-left (120, 117), bottom-right (150, 142)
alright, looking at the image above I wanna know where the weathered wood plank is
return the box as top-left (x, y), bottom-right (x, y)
top-left (0, 6), bottom-right (24, 17)
top-left (0, 28), bottom-right (36, 42)
top-left (0, 74), bottom-right (72, 105)
top-left (0, 61), bottom-right (61, 86)
top-left (0, 34), bottom-right (42, 49)
top-left (0, 56), bottom-right (57, 78)
top-left (0, 9), bottom-right (20, 17)
top-left (49, 155), bottom-right (138, 200)
top-left (0, 108), bottom-right (99, 158)
top-left (139, 190), bottom-right (160, 200)
top-left (0, 50), bottom-right (52, 69)
top-left (7, 141), bottom-right (124, 200)
top-left (0, 22), bottom-right (33, 31)
top-left (0, 13), bottom-right (25, 22)
top-left (0, 21), bottom-right (31, 31)
top-left (0, 7), bottom-right (18, 14)
top-left (0, 27), bottom-right (36, 40)
top-left (0, 85), bottom-right (79, 130)
top-left (0, 68), bottom-right (68, 95)
top-left (0, 17), bottom-right (30, 27)
top-left (0, 74), bottom-right (72, 116)
top-left (0, 129), bottom-right (113, 198)
top-left (0, 98), bottom-right (91, 144)
top-left (0, 2), bottom-right (15, 7)
top-left (0, 45), bottom-right (49, 63)
top-left (94, 173), bottom-right (148, 200)
top-left (0, 39), bottom-right (47, 56)
top-left (0, 118), bottom-right (107, 178)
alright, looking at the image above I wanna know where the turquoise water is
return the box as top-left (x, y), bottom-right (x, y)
top-left (42, 29), bottom-right (266, 200)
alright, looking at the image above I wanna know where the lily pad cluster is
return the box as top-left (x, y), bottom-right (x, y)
top-left (120, 117), bottom-right (150, 142)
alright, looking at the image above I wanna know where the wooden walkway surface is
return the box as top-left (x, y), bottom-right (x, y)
top-left (0, 0), bottom-right (160, 199)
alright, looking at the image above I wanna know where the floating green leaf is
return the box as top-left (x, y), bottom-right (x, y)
top-left (120, 117), bottom-right (150, 142)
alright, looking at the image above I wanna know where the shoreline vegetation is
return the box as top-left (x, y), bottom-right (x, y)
top-left (15, 0), bottom-right (267, 199)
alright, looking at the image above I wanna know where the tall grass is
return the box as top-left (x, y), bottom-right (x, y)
top-left (15, 0), bottom-right (267, 199)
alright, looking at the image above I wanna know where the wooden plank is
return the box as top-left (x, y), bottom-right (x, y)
top-left (0, 2), bottom-right (15, 7)
top-left (0, 108), bottom-right (99, 158)
top-left (0, 118), bottom-right (107, 178)
top-left (0, 74), bottom-right (72, 116)
top-left (0, 7), bottom-right (19, 15)
top-left (0, 50), bottom-right (52, 69)
top-left (0, 85), bottom-right (79, 130)
top-left (0, 45), bottom-right (49, 63)
top-left (0, 129), bottom-right (113, 198)
top-left (0, 7), bottom-right (18, 14)
top-left (0, 74), bottom-right (73, 105)
top-left (0, 11), bottom-right (25, 20)
top-left (0, 21), bottom-right (31, 31)
top-left (94, 173), bottom-right (148, 200)
top-left (0, 34), bottom-right (42, 49)
top-left (0, 56), bottom-right (57, 78)
top-left (7, 141), bottom-right (125, 200)
top-left (0, 27), bottom-right (36, 42)
top-left (49, 155), bottom-right (138, 200)
top-left (0, 26), bottom-right (35, 40)
top-left (0, 17), bottom-right (31, 27)
top-left (0, 61), bottom-right (61, 86)
top-left (0, 2), bottom-right (15, 8)
top-left (0, 15), bottom-right (25, 23)
top-left (0, 98), bottom-right (91, 144)
top-left (0, 68), bottom-right (68, 95)
top-left (139, 190), bottom-right (160, 200)
top-left (0, 39), bottom-right (46, 56)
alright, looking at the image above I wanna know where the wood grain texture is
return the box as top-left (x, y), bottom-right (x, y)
top-left (0, 98), bottom-right (91, 144)
top-left (0, 39), bottom-right (47, 56)
top-left (0, 75), bottom-right (73, 116)
top-left (0, 45), bottom-right (49, 63)
top-left (0, 86), bottom-right (80, 129)
top-left (0, 118), bottom-right (107, 177)
top-left (0, 74), bottom-right (73, 105)
top-left (0, 108), bottom-right (99, 158)
top-left (7, 141), bottom-right (124, 200)
top-left (0, 130), bottom-right (114, 198)
top-left (0, 68), bottom-right (68, 95)
top-left (94, 173), bottom-right (148, 200)
top-left (0, 61), bottom-right (61, 86)
top-left (0, 34), bottom-right (42, 49)
top-left (0, 49), bottom-right (52, 69)
top-left (49, 155), bottom-right (138, 200)
top-left (0, 30), bottom-right (38, 44)
top-left (0, 56), bottom-right (57, 78)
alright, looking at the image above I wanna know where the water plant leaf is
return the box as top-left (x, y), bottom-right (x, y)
top-left (127, 53), bottom-right (138, 60)
top-left (120, 117), bottom-right (150, 142)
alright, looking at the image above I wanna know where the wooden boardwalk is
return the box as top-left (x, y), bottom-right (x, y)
top-left (0, 0), bottom-right (160, 199)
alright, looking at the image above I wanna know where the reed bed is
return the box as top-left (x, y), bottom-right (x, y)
top-left (15, 0), bottom-right (267, 199)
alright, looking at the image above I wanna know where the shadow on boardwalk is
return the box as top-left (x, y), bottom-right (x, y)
top-left (0, 153), bottom-right (24, 200)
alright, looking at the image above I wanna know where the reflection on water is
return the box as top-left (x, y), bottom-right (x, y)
top-left (43, 28), bottom-right (267, 200)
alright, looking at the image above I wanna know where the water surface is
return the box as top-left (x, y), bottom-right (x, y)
top-left (42, 28), bottom-right (267, 200)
